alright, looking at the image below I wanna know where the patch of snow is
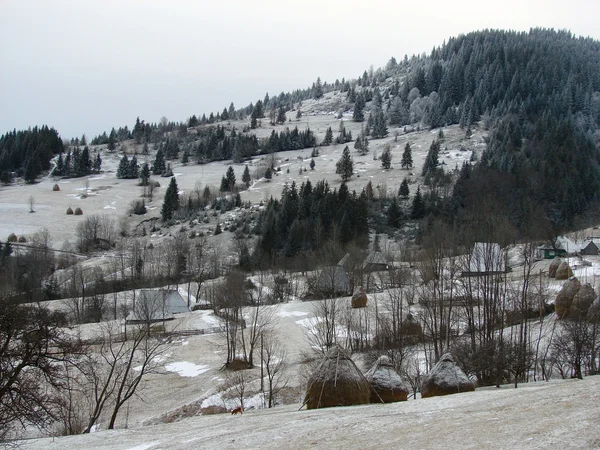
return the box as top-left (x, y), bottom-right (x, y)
top-left (278, 310), bottom-right (308, 318)
top-left (165, 361), bottom-right (209, 377)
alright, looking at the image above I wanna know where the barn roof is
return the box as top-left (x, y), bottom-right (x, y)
top-left (126, 289), bottom-right (189, 323)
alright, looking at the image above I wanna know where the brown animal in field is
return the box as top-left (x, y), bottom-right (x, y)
top-left (231, 406), bottom-right (243, 415)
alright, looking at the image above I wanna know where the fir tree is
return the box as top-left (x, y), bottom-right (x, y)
top-left (140, 162), bottom-right (150, 186)
top-left (55, 153), bottom-right (64, 176)
top-left (353, 93), bottom-right (365, 122)
top-left (182, 148), bottom-right (189, 165)
top-left (381, 146), bottom-right (392, 169)
top-left (387, 197), bottom-right (402, 227)
top-left (161, 177), bottom-right (179, 221)
top-left (372, 109), bottom-right (388, 138)
top-left (310, 158), bottom-right (315, 170)
top-left (399, 178), bottom-right (410, 198)
top-left (128, 155), bottom-right (139, 179)
top-left (276, 106), bottom-right (286, 124)
top-left (411, 186), bottom-right (425, 219)
top-left (421, 139), bottom-right (440, 176)
top-left (225, 166), bottom-right (236, 190)
top-left (313, 77), bottom-right (324, 99)
top-left (93, 152), bottom-right (102, 173)
top-left (242, 165), bottom-right (251, 188)
top-left (336, 146), bottom-right (354, 182)
top-left (152, 147), bottom-right (166, 175)
top-left (264, 167), bottom-right (272, 181)
top-left (296, 109), bottom-right (302, 120)
top-left (107, 129), bottom-right (117, 151)
top-left (401, 142), bottom-right (413, 169)
top-left (322, 127), bottom-right (333, 146)
top-left (116, 155), bottom-right (129, 178)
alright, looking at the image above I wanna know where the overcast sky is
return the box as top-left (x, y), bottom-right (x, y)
top-left (2, 0), bottom-right (600, 139)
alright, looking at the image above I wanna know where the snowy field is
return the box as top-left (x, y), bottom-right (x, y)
top-left (19, 376), bottom-right (600, 450)
top-left (0, 114), bottom-right (480, 249)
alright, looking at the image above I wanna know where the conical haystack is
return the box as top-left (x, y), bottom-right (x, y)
top-left (548, 257), bottom-right (562, 278)
top-left (351, 286), bottom-right (368, 308)
top-left (555, 261), bottom-right (573, 280)
top-left (305, 346), bottom-right (371, 409)
top-left (365, 356), bottom-right (408, 403)
top-left (421, 353), bottom-right (475, 398)
top-left (571, 283), bottom-right (596, 320)
top-left (66, 207), bottom-right (74, 215)
top-left (52, 183), bottom-right (60, 191)
top-left (555, 277), bottom-right (581, 319)
top-left (587, 297), bottom-right (600, 324)
top-left (74, 207), bottom-right (83, 215)
top-left (7, 233), bottom-right (17, 242)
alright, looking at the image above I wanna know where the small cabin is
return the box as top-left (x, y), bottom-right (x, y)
top-left (126, 289), bottom-right (189, 324)
top-left (581, 240), bottom-right (599, 256)
top-left (538, 236), bottom-right (580, 260)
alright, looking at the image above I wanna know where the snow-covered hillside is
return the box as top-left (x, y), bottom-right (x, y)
top-left (20, 376), bottom-right (600, 449)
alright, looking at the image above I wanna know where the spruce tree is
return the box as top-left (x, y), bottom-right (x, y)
top-left (336, 146), bottom-right (354, 182)
top-left (313, 77), bottom-right (324, 99)
top-left (140, 162), bottom-right (150, 186)
top-left (242, 165), bottom-right (251, 187)
top-left (322, 127), bottom-right (333, 146)
top-left (372, 110), bottom-right (388, 138)
top-left (411, 186), bottom-right (425, 219)
top-left (93, 152), bottom-right (102, 173)
top-left (116, 155), bottom-right (129, 178)
top-left (107, 129), bottom-right (117, 151)
top-left (422, 139), bottom-right (440, 176)
top-left (225, 166), bottom-right (236, 190)
top-left (310, 158), bottom-right (315, 170)
top-left (353, 93), bottom-right (365, 122)
top-left (387, 197), bottom-right (402, 227)
top-left (55, 153), bottom-right (64, 176)
top-left (381, 146), bottom-right (392, 169)
top-left (401, 142), bottom-right (413, 169)
top-left (182, 148), bottom-right (189, 165)
top-left (152, 147), bottom-right (166, 175)
top-left (161, 177), bottom-right (179, 221)
top-left (128, 155), bottom-right (139, 179)
top-left (399, 178), bottom-right (410, 198)
top-left (276, 106), bottom-right (286, 124)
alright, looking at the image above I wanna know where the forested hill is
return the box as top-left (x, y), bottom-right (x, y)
top-left (401, 29), bottom-right (600, 233)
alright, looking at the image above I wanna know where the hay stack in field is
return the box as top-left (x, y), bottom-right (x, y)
top-left (587, 297), bottom-right (600, 323)
top-left (555, 261), bottom-right (573, 280)
top-left (421, 353), bottom-right (475, 398)
top-left (18, 236), bottom-right (26, 243)
top-left (548, 257), bottom-right (562, 278)
top-left (74, 207), bottom-right (83, 215)
top-left (66, 207), bottom-right (74, 215)
top-left (351, 286), bottom-right (368, 308)
top-left (7, 233), bottom-right (17, 242)
top-left (571, 283), bottom-right (596, 320)
top-left (304, 346), bottom-right (371, 410)
top-left (52, 183), bottom-right (60, 191)
top-left (555, 277), bottom-right (581, 319)
top-left (365, 356), bottom-right (408, 403)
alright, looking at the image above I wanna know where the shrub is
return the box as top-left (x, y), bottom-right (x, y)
top-left (129, 199), bottom-right (147, 215)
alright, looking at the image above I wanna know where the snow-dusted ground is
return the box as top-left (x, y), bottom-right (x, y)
top-left (19, 376), bottom-right (600, 449)
top-left (0, 117), bottom-right (480, 249)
